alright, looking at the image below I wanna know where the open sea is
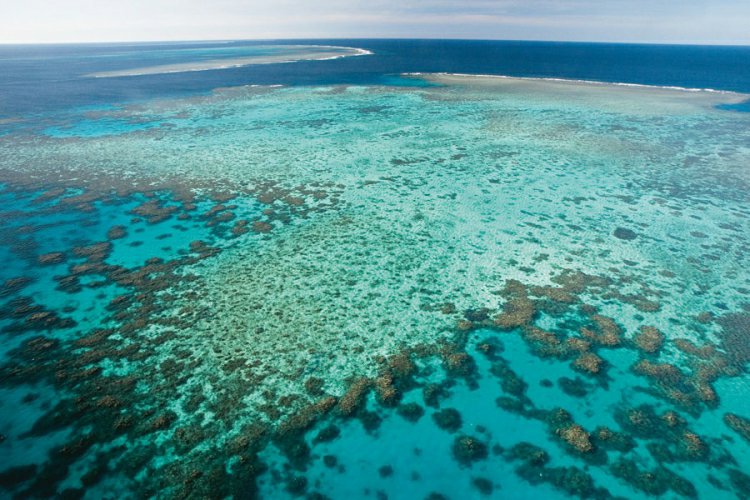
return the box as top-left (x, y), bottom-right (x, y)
top-left (1, 39), bottom-right (750, 499)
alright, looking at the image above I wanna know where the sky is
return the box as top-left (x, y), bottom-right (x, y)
top-left (1, 0), bottom-right (749, 45)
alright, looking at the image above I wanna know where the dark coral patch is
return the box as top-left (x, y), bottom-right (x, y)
top-left (432, 408), bottom-right (462, 433)
top-left (106, 225), bottom-right (127, 240)
top-left (724, 413), bottom-right (750, 443)
top-left (633, 326), bottom-right (665, 354)
top-left (130, 199), bottom-right (177, 224)
top-left (336, 378), bottom-right (371, 417)
top-left (507, 442), bottom-right (549, 466)
top-left (613, 227), bottom-right (638, 240)
top-left (313, 425), bottom-right (341, 444)
top-left (252, 220), bottom-right (273, 233)
top-left (397, 402), bottom-right (425, 423)
top-left (730, 469), bottom-right (750, 497)
top-left (452, 435), bottom-right (488, 466)
top-left (38, 252), bottom-right (66, 265)
top-left (717, 312), bottom-right (750, 369)
top-left (558, 377), bottom-right (589, 398)
top-left (472, 477), bottom-right (494, 496)
top-left (378, 465), bottom-right (394, 478)
top-left (610, 458), bottom-right (696, 497)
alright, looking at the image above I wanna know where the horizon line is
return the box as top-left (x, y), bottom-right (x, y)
top-left (1, 36), bottom-right (749, 48)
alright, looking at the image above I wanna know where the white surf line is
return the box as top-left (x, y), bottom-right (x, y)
top-left (404, 72), bottom-right (745, 96)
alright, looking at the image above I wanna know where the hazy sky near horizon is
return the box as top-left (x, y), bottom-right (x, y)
top-left (1, 0), bottom-right (749, 45)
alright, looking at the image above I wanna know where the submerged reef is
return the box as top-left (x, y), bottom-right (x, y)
top-left (508, 442), bottom-right (610, 499)
top-left (724, 413), bottom-right (750, 443)
top-left (432, 408), bottom-right (463, 433)
top-left (452, 435), bottom-right (489, 466)
top-left (1, 76), bottom-right (750, 498)
top-left (1, 210), bottom-right (749, 497)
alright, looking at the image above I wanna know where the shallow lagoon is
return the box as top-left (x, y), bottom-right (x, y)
top-left (1, 70), bottom-right (750, 499)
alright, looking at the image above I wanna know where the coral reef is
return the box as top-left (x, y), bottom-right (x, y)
top-left (432, 408), bottom-right (463, 433)
top-left (613, 227), bottom-right (637, 240)
top-left (472, 477), bottom-right (493, 496)
top-left (336, 378), bottom-right (372, 417)
top-left (633, 326), bottom-right (665, 354)
top-left (724, 413), bottom-right (750, 443)
top-left (717, 312), bottom-right (750, 369)
top-left (556, 424), bottom-right (594, 454)
top-left (129, 199), bottom-right (177, 224)
top-left (0, 99), bottom-right (748, 498)
top-left (610, 458), bottom-right (696, 497)
top-left (395, 402), bottom-right (423, 423)
top-left (37, 252), bottom-right (66, 265)
top-left (451, 436), bottom-right (488, 466)
top-left (558, 377), bottom-right (589, 398)
top-left (573, 352), bottom-right (605, 375)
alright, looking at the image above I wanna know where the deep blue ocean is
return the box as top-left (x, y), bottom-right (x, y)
top-left (2, 39), bottom-right (750, 116)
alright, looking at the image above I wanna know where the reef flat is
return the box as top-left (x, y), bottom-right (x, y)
top-left (1, 74), bottom-right (750, 498)
top-left (86, 45), bottom-right (371, 78)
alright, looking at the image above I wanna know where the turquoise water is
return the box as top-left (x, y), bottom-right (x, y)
top-left (1, 49), bottom-right (750, 499)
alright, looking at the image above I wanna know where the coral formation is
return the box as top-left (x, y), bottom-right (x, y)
top-left (432, 408), bottom-right (463, 433)
top-left (397, 402), bottom-right (425, 423)
top-left (556, 424), bottom-right (594, 454)
top-left (0, 76), bottom-right (748, 499)
top-left (724, 413), bottom-right (750, 443)
top-left (452, 435), bottom-right (488, 466)
top-left (633, 326), bottom-right (665, 354)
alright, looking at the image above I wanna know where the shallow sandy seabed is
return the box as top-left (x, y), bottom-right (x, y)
top-left (86, 45), bottom-right (371, 78)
